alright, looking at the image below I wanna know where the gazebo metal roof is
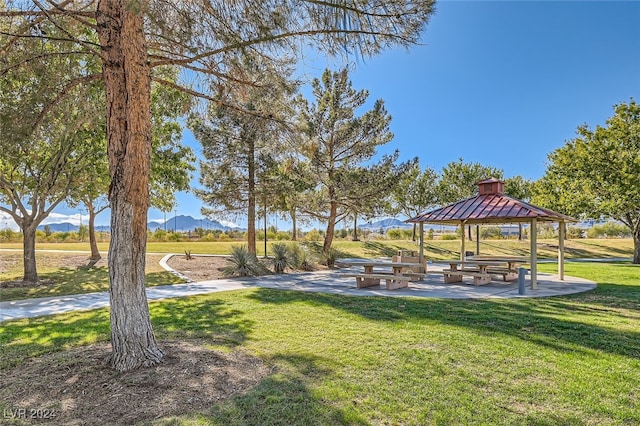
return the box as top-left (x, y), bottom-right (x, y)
top-left (406, 191), bottom-right (576, 225)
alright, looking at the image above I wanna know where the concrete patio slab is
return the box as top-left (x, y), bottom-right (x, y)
top-left (0, 261), bottom-right (596, 322)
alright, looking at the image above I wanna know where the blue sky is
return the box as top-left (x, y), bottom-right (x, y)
top-left (2, 1), bottom-right (638, 230)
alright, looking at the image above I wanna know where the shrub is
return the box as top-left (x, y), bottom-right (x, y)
top-left (480, 226), bottom-right (503, 240)
top-left (304, 229), bottom-right (322, 242)
top-left (269, 243), bottom-right (291, 274)
top-left (537, 224), bottom-right (557, 239)
top-left (566, 226), bottom-right (584, 239)
top-left (387, 229), bottom-right (403, 240)
top-left (288, 243), bottom-right (316, 271)
top-left (256, 230), bottom-right (278, 241)
top-left (321, 247), bottom-right (341, 268)
top-left (440, 233), bottom-right (457, 241)
top-left (276, 231), bottom-right (291, 241)
top-left (586, 222), bottom-right (631, 238)
top-left (200, 232), bottom-right (217, 242)
top-left (223, 245), bottom-right (262, 277)
top-left (0, 228), bottom-right (20, 242)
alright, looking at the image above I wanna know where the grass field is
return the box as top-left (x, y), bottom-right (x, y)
top-left (0, 237), bottom-right (634, 259)
top-left (1, 261), bottom-right (639, 424)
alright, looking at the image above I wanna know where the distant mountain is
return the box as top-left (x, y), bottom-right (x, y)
top-left (147, 215), bottom-right (242, 232)
top-left (147, 221), bottom-right (164, 230)
top-left (38, 215), bottom-right (243, 233)
top-left (357, 218), bottom-right (452, 233)
top-left (38, 222), bottom-right (78, 232)
top-left (358, 218), bottom-right (412, 231)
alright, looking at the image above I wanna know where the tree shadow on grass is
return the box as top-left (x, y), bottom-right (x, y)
top-left (303, 242), bottom-right (356, 262)
top-left (1, 296), bottom-right (256, 370)
top-left (192, 353), bottom-right (369, 426)
top-left (362, 241), bottom-right (402, 258)
top-left (151, 296), bottom-right (254, 348)
top-left (576, 241), bottom-right (634, 258)
top-left (247, 287), bottom-right (640, 360)
top-left (475, 241), bottom-right (531, 257)
top-left (421, 242), bottom-right (459, 258)
top-left (0, 309), bottom-right (112, 369)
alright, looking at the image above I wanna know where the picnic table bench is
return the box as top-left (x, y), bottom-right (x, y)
top-left (342, 261), bottom-right (421, 290)
top-left (468, 256), bottom-right (528, 281)
top-left (432, 260), bottom-right (507, 286)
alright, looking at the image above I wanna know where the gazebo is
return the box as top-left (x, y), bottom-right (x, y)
top-left (406, 178), bottom-right (577, 288)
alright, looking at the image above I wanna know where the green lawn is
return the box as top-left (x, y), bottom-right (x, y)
top-left (0, 237), bottom-right (634, 259)
top-left (1, 261), bottom-right (638, 425)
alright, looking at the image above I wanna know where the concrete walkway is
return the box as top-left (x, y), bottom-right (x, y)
top-left (0, 260), bottom-right (596, 322)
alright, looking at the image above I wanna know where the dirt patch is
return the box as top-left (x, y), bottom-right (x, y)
top-left (0, 255), bottom-right (109, 288)
top-left (0, 340), bottom-right (269, 425)
top-left (166, 255), bottom-right (231, 282)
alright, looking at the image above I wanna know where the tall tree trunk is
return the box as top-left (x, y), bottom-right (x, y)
top-left (290, 209), bottom-right (297, 241)
top-left (352, 214), bottom-right (358, 241)
top-left (634, 222), bottom-right (640, 264)
top-left (518, 223), bottom-right (523, 241)
top-left (247, 139), bottom-right (256, 254)
top-left (412, 223), bottom-right (417, 242)
top-left (22, 221), bottom-right (38, 282)
top-left (323, 199), bottom-right (337, 252)
top-left (97, 1), bottom-right (163, 372)
top-left (87, 202), bottom-right (101, 261)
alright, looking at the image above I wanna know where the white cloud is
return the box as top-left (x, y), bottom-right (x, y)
top-left (218, 219), bottom-right (239, 228)
top-left (40, 212), bottom-right (88, 226)
top-left (0, 211), bottom-right (89, 230)
top-left (0, 211), bottom-right (20, 230)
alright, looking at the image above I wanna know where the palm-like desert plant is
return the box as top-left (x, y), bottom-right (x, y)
top-left (288, 243), bottom-right (316, 271)
top-left (223, 245), bottom-right (262, 277)
top-left (270, 243), bottom-right (291, 274)
top-left (322, 247), bottom-right (341, 268)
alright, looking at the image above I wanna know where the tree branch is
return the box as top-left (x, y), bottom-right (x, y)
top-left (301, 0), bottom-right (424, 19)
top-left (32, 74), bottom-right (102, 130)
top-left (0, 0), bottom-right (74, 54)
top-left (32, 0), bottom-right (102, 55)
top-left (1, 50), bottom-right (93, 75)
top-left (151, 28), bottom-right (414, 68)
top-left (152, 76), bottom-right (289, 124)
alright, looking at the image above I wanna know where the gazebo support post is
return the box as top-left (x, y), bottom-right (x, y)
top-left (558, 221), bottom-right (565, 280)
top-left (419, 222), bottom-right (425, 270)
top-left (460, 222), bottom-right (466, 262)
top-left (530, 218), bottom-right (538, 289)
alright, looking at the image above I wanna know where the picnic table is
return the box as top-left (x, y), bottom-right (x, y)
top-left (342, 261), bottom-right (422, 290)
top-left (468, 256), bottom-right (528, 281)
top-left (436, 258), bottom-right (527, 285)
top-left (470, 255), bottom-right (527, 268)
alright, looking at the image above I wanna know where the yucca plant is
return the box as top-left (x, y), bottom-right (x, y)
top-left (288, 243), bottom-right (316, 271)
top-left (270, 243), bottom-right (291, 274)
top-left (223, 245), bottom-right (261, 277)
top-left (322, 247), bottom-right (341, 268)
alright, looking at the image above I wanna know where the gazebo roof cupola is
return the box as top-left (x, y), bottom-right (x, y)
top-left (477, 178), bottom-right (504, 196)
